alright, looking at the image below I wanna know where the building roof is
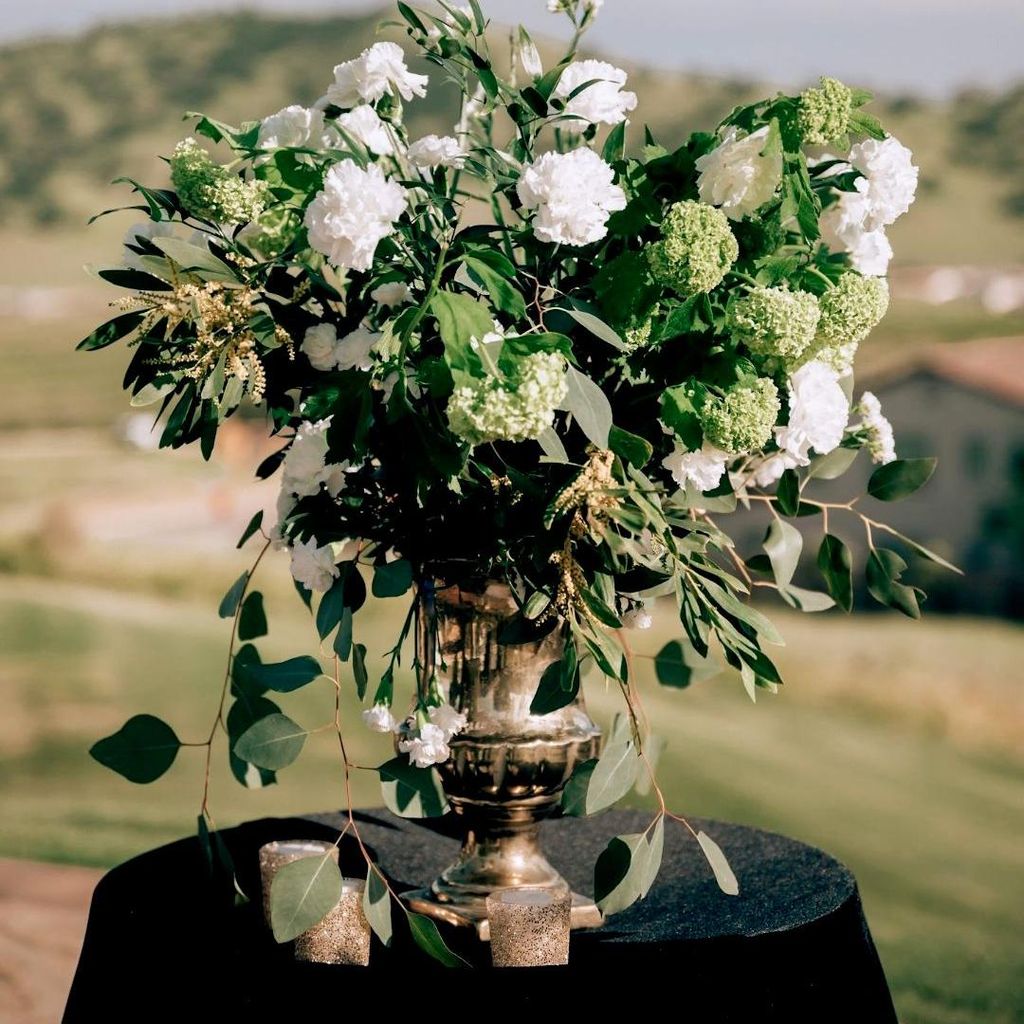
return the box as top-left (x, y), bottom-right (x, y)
top-left (864, 335), bottom-right (1024, 408)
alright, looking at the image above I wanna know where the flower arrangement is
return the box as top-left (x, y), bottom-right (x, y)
top-left (83, 0), bottom-right (955, 960)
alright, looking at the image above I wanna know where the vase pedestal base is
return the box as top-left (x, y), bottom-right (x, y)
top-left (400, 887), bottom-right (603, 941)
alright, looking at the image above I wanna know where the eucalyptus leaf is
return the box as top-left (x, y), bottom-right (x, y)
top-left (867, 458), bottom-right (937, 502)
top-left (585, 728), bottom-right (640, 815)
top-left (270, 853), bottom-right (342, 943)
top-left (763, 518), bottom-right (802, 588)
top-left (372, 559), bottom-right (414, 598)
top-left (243, 656), bottom-right (323, 693)
top-left (817, 534), bottom-right (853, 612)
top-left (238, 591), bottom-right (268, 641)
top-left (378, 757), bottom-right (450, 818)
top-left (408, 912), bottom-right (468, 967)
top-left (561, 758), bottom-right (597, 817)
top-left (696, 830), bottom-right (740, 896)
top-left (363, 865), bottom-right (393, 946)
top-left (233, 713), bottom-right (307, 770)
top-left (236, 510), bottom-right (264, 549)
top-left (218, 571), bottom-right (249, 618)
top-left (564, 365), bottom-right (613, 447)
top-left (89, 714), bottom-right (180, 784)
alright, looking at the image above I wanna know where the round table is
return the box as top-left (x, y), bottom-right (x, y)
top-left (64, 809), bottom-right (897, 1021)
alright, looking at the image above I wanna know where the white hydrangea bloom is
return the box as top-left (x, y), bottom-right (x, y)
top-left (662, 441), bottom-right (729, 492)
top-left (362, 703), bottom-right (399, 734)
top-left (399, 723), bottom-right (450, 768)
top-left (775, 361), bottom-right (849, 466)
top-left (407, 134), bottom-right (465, 168)
top-left (622, 604), bottom-right (653, 630)
top-left (553, 60), bottom-right (637, 134)
top-left (258, 105), bottom-right (325, 149)
top-left (849, 136), bottom-right (918, 230)
top-left (371, 281), bottom-right (412, 307)
top-left (301, 324), bottom-right (343, 372)
top-left (305, 161), bottom-right (407, 272)
top-left (428, 702), bottom-right (468, 741)
top-left (333, 105), bottom-right (394, 156)
top-left (322, 41), bottom-right (428, 109)
top-left (290, 536), bottom-right (340, 593)
top-left (335, 326), bottom-right (382, 372)
top-left (123, 220), bottom-right (179, 271)
top-left (696, 125), bottom-right (782, 221)
top-left (517, 149), bottom-right (626, 246)
top-left (854, 391), bottom-right (896, 464)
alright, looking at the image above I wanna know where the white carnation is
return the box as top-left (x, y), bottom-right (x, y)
top-left (517, 149), bottom-right (626, 246)
top-left (323, 41), bottom-right (428, 109)
top-left (696, 125), bottom-right (782, 221)
top-left (428, 702), bottom-right (468, 741)
top-left (290, 536), bottom-right (340, 593)
top-left (662, 441), bottom-right (729, 493)
top-left (301, 324), bottom-right (342, 372)
top-left (820, 189), bottom-right (894, 277)
top-left (281, 419), bottom-right (330, 497)
top-left (407, 134), bottom-right (465, 168)
top-left (333, 105), bottom-right (394, 156)
top-left (305, 161), bottom-right (407, 272)
top-left (553, 60), bottom-right (637, 134)
top-left (258, 105), bottom-right (324, 149)
top-left (362, 703), bottom-right (399, 734)
top-left (775, 361), bottom-right (849, 466)
top-left (399, 723), bottom-right (450, 768)
top-left (849, 136), bottom-right (918, 229)
top-left (335, 326), bottom-right (381, 372)
top-left (123, 220), bottom-right (177, 270)
top-left (749, 452), bottom-right (796, 488)
top-left (854, 391), bottom-right (896, 465)
top-left (371, 281), bottom-right (412, 307)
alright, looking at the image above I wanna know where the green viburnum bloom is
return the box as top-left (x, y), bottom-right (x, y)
top-left (797, 77), bottom-right (854, 145)
top-left (818, 273), bottom-right (890, 346)
top-left (447, 352), bottom-right (568, 445)
top-left (239, 207), bottom-right (299, 259)
top-left (647, 200), bottom-right (738, 296)
top-left (701, 378), bottom-right (780, 453)
top-left (729, 286), bottom-right (820, 362)
top-left (170, 138), bottom-right (269, 224)
top-left (624, 303), bottom-right (661, 352)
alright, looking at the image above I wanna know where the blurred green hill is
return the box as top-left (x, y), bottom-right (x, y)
top-left (0, 9), bottom-right (1021, 266)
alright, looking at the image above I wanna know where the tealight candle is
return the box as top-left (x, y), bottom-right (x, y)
top-left (294, 879), bottom-right (371, 967)
top-left (258, 839), bottom-right (339, 927)
top-left (486, 887), bottom-right (571, 967)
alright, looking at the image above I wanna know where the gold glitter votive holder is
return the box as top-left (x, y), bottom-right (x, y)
top-left (258, 839), bottom-right (339, 927)
top-left (486, 888), bottom-right (572, 967)
top-left (294, 879), bottom-right (371, 967)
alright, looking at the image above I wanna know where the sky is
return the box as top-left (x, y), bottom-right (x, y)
top-left (2, 0), bottom-right (1022, 96)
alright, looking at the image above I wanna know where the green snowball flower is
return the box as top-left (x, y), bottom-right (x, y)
top-left (624, 303), bottom-right (661, 352)
top-left (701, 378), bottom-right (780, 454)
top-left (447, 352), bottom-right (568, 445)
top-left (729, 286), bottom-right (820, 362)
top-left (647, 200), bottom-right (738, 296)
top-left (797, 77), bottom-right (854, 146)
top-left (818, 273), bottom-right (890, 346)
top-left (170, 138), bottom-right (268, 224)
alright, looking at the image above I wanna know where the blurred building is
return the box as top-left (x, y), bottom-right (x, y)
top-left (852, 336), bottom-right (1024, 616)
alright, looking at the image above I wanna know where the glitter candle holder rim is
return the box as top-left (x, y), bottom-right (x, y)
top-left (486, 886), bottom-right (572, 968)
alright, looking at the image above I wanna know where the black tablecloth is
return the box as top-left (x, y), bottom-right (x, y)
top-left (65, 809), bottom-right (896, 1022)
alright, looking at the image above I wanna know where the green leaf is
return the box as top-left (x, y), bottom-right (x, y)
top-left (585, 723), bottom-right (640, 815)
top-left (879, 528), bottom-right (962, 575)
top-left (530, 658), bottom-right (579, 714)
top-left (430, 291), bottom-right (493, 374)
top-left (602, 120), bottom-right (627, 163)
top-left (233, 712), bottom-right (307, 770)
top-left (218, 571), bottom-right (249, 618)
top-left (817, 534), bottom-right (853, 612)
top-left (244, 656), bottom-right (323, 693)
top-left (659, 386), bottom-right (702, 451)
top-left (867, 458), bottom-right (937, 502)
top-left (564, 365), bottom-right (613, 447)
top-left (608, 425), bottom-right (653, 467)
top-left (226, 694), bottom-right (278, 789)
top-left (408, 912), bottom-right (468, 967)
top-left (89, 714), bottom-right (180, 784)
top-left (236, 510), bottom-right (264, 549)
top-left (378, 757), bottom-right (450, 818)
top-left (763, 518), bottom-right (802, 589)
top-left (362, 865), bottom-right (393, 946)
top-left (594, 822), bottom-right (664, 915)
top-left (333, 607), bottom-right (354, 662)
top-left (372, 559), bottom-right (414, 598)
top-left (352, 643), bottom-right (369, 700)
top-left (807, 447), bottom-right (858, 481)
top-left (316, 577), bottom-right (346, 640)
top-left (462, 255), bottom-right (527, 320)
top-left (560, 307), bottom-right (626, 351)
top-left (76, 310), bottom-right (145, 351)
top-left (151, 237), bottom-right (237, 281)
top-left (561, 758), bottom-right (598, 816)
top-left (776, 469), bottom-right (800, 516)
top-left (653, 639), bottom-right (716, 688)
top-left (866, 548), bottom-right (922, 619)
top-left (270, 853), bottom-right (342, 943)
top-left (696, 830), bottom-right (739, 895)
top-left (779, 584), bottom-right (835, 613)
top-left (237, 591), bottom-right (268, 641)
